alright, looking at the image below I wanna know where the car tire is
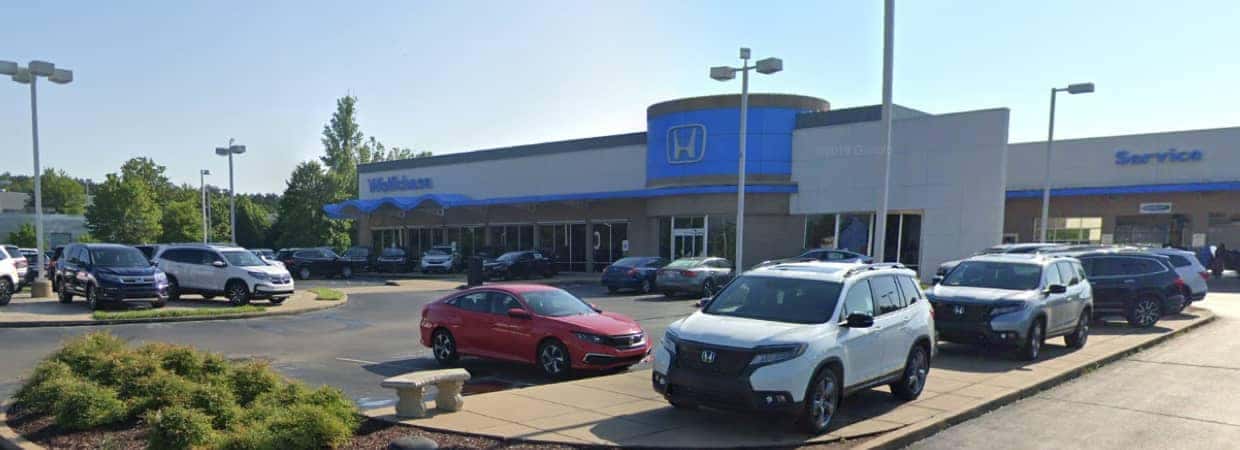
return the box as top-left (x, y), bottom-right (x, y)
top-left (641, 279), bottom-right (654, 295)
top-left (891, 345), bottom-right (929, 401)
top-left (668, 396), bottom-right (699, 410)
top-left (341, 266), bottom-right (353, 279)
top-left (1018, 319), bottom-right (1044, 361)
top-left (150, 299), bottom-right (166, 308)
top-left (1170, 289), bottom-right (1190, 315)
top-left (432, 329), bottom-right (459, 365)
top-left (702, 279), bottom-right (718, 298)
top-left (269, 296), bottom-right (286, 305)
top-left (57, 280), bottom-right (73, 303)
top-left (537, 340), bottom-right (572, 379)
top-left (0, 278), bottom-right (12, 306)
top-left (298, 267), bottom-right (311, 280)
top-left (166, 276), bottom-right (181, 301)
top-left (799, 367), bottom-right (841, 435)
top-left (225, 281), bottom-right (251, 307)
top-left (1127, 295), bottom-right (1161, 328)
top-left (86, 284), bottom-right (100, 311)
top-left (1065, 310), bottom-right (1090, 349)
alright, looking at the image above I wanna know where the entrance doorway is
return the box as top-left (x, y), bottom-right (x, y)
top-left (671, 216), bottom-right (706, 259)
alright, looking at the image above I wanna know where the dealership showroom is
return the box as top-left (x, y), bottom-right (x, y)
top-left (324, 93), bottom-right (1239, 280)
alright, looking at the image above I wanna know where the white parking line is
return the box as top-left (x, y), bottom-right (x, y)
top-left (335, 357), bottom-right (379, 365)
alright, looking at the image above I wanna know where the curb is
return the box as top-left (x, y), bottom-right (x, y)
top-left (0, 402), bottom-right (41, 450)
top-left (0, 293), bottom-right (347, 329)
top-left (855, 310), bottom-right (1219, 450)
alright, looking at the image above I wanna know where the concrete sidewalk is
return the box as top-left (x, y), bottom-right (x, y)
top-left (365, 307), bottom-right (1215, 448)
top-left (0, 289), bottom-right (341, 327)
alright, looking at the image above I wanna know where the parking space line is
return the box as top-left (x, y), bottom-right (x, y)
top-left (335, 357), bottom-right (379, 365)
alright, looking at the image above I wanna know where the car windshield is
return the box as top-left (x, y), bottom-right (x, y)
top-left (704, 275), bottom-right (844, 324)
top-left (222, 251), bottom-right (266, 267)
top-left (612, 257), bottom-right (647, 267)
top-left (522, 289), bottom-right (595, 317)
top-left (320, 248), bottom-right (340, 258)
top-left (425, 248), bottom-right (449, 256)
top-left (943, 261), bottom-right (1041, 290)
top-left (381, 248), bottom-right (405, 257)
top-left (344, 247), bottom-right (368, 257)
top-left (498, 252), bottom-right (524, 262)
top-left (666, 258), bottom-right (702, 269)
top-left (90, 247), bottom-right (150, 267)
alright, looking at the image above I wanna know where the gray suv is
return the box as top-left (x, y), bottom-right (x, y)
top-left (927, 254), bottom-right (1093, 360)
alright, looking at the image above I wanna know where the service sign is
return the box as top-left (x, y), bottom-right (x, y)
top-left (1115, 148), bottom-right (1203, 165)
top-left (1139, 202), bottom-right (1173, 214)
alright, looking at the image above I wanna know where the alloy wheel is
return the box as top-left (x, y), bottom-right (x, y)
top-left (227, 283), bottom-right (249, 306)
top-left (0, 279), bottom-right (11, 305)
top-left (905, 348), bottom-right (928, 395)
top-left (87, 285), bottom-right (98, 310)
top-left (1135, 299), bottom-right (1160, 327)
top-left (540, 344), bottom-right (568, 377)
top-left (641, 279), bottom-right (653, 294)
top-left (809, 374), bottom-right (837, 431)
top-left (1028, 323), bottom-right (1043, 359)
top-left (299, 268), bottom-right (311, 280)
top-left (433, 332), bottom-right (455, 362)
top-left (703, 279), bottom-right (717, 297)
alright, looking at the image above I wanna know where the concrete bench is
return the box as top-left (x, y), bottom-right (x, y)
top-left (381, 368), bottom-right (471, 418)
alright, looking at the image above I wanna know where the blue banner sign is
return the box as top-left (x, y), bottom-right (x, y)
top-left (1115, 148), bottom-right (1203, 165)
top-left (368, 176), bottom-right (433, 193)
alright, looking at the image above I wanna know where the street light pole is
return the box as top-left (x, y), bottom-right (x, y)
top-left (872, 0), bottom-right (896, 264)
top-left (215, 140), bottom-right (246, 244)
top-left (200, 169), bottom-right (211, 243)
top-left (1039, 82), bottom-right (1095, 242)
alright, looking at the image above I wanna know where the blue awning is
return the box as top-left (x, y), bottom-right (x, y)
top-left (1006, 181), bottom-right (1240, 199)
top-left (324, 184), bottom-right (798, 219)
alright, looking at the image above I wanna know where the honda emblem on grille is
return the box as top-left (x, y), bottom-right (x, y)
top-left (700, 350), bottom-right (716, 364)
top-left (953, 305), bottom-right (965, 315)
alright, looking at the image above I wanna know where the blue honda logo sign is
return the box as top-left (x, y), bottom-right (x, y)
top-left (667, 124), bottom-right (707, 164)
top-left (368, 176), bottom-right (433, 193)
top-left (1115, 148), bottom-right (1203, 165)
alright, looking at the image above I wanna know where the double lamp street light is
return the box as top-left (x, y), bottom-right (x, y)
top-left (1039, 82), bottom-right (1095, 243)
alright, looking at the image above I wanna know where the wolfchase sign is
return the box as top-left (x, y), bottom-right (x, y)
top-left (368, 176), bottom-right (433, 193)
top-left (1115, 148), bottom-right (1204, 165)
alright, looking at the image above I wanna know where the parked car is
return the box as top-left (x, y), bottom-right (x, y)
top-left (1072, 250), bottom-right (1186, 326)
top-left (655, 257), bottom-right (733, 298)
top-left (753, 248), bottom-right (872, 270)
top-left (483, 250), bottom-right (556, 280)
top-left (47, 245), bottom-right (64, 292)
top-left (56, 243), bottom-right (169, 310)
top-left (653, 261), bottom-right (934, 434)
top-left (374, 247), bottom-right (412, 273)
top-left (340, 246), bottom-right (373, 273)
top-left (133, 244), bottom-right (164, 261)
top-left (936, 243), bottom-right (1065, 277)
top-left (602, 256), bottom-right (670, 294)
top-left (421, 246), bottom-right (461, 273)
top-left (927, 254), bottom-right (1093, 360)
top-left (1143, 247), bottom-right (1209, 305)
top-left (19, 247), bottom-right (40, 290)
top-left (249, 248), bottom-right (285, 270)
top-left (420, 284), bottom-right (651, 378)
top-left (2, 245), bottom-right (27, 291)
top-left (0, 246), bottom-right (20, 305)
top-left (155, 244), bottom-right (294, 306)
top-left (282, 247), bottom-right (352, 280)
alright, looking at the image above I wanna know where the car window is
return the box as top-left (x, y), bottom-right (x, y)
top-left (90, 247), bottom-right (148, 267)
top-left (0, 248), bottom-right (7, 260)
top-left (1075, 262), bottom-right (1088, 281)
top-left (488, 292), bottom-right (524, 315)
top-left (826, 251), bottom-right (850, 261)
top-left (293, 250), bottom-right (313, 259)
top-left (943, 261), bottom-right (1042, 290)
top-left (665, 259), bottom-right (701, 269)
top-left (703, 275), bottom-right (843, 324)
top-left (222, 250), bottom-right (264, 267)
top-left (522, 289), bottom-right (596, 317)
top-left (1167, 255), bottom-right (1192, 268)
top-left (1118, 257), bottom-right (1162, 275)
top-left (869, 276), bottom-right (904, 313)
top-left (1055, 262), bottom-right (1078, 285)
top-left (842, 279), bottom-right (876, 319)
top-left (896, 276), bottom-right (922, 304)
top-left (1045, 262), bottom-right (1063, 287)
top-left (454, 292), bottom-right (491, 313)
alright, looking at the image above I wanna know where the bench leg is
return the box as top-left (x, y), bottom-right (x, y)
top-left (435, 380), bottom-right (465, 412)
top-left (394, 387), bottom-right (427, 419)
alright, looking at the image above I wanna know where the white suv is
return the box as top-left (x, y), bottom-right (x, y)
top-left (653, 262), bottom-right (935, 435)
top-left (0, 246), bottom-right (20, 306)
top-left (154, 244), bottom-right (294, 306)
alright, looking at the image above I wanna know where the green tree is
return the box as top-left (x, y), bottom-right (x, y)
top-left (23, 168), bottom-right (87, 214)
top-left (76, 233), bottom-right (100, 243)
top-left (235, 197), bottom-right (273, 248)
top-left (120, 157), bottom-right (173, 204)
top-left (6, 223), bottom-right (37, 248)
top-left (159, 199), bottom-right (202, 243)
top-left (85, 174), bottom-right (163, 244)
top-left (272, 161), bottom-right (349, 249)
top-left (361, 137), bottom-right (430, 163)
top-left (0, 172), bottom-right (34, 193)
top-left (320, 96), bottom-right (364, 201)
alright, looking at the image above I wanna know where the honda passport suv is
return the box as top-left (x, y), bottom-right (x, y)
top-left (155, 244), bottom-right (294, 306)
top-left (928, 254), bottom-right (1093, 361)
top-left (653, 262), bottom-right (935, 435)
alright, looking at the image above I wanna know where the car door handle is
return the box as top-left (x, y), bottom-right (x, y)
top-left (1123, 279), bottom-right (1136, 284)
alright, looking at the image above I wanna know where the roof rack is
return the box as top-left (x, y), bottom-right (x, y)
top-left (843, 262), bottom-right (906, 278)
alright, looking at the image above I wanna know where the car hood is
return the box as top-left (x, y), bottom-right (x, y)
top-left (547, 311), bottom-right (642, 336)
top-left (424, 255), bottom-right (452, 262)
top-left (240, 264), bottom-right (290, 276)
top-left (670, 312), bottom-right (822, 348)
top-left (929, 285), bottom-right (1039, 303)
top-left (96, 266), bottom-right (158, 276)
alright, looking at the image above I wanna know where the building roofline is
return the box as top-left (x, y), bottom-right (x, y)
top-left (359, 132), bottom-right (646, 173)
top-left (1009, 124), bottom-right (1240, 147)
top-left (646, 93), bottom-right (829, 118)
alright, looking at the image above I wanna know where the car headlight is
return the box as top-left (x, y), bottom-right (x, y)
top-left (573, 332), bottom-right (606, 344)
top-left (991, 302), bottom-right (1027, 317)
top-left (661, 330), bottom-right (679, 355)
top-left (154, 272), bottom-right (167, 283)
top-left (749, 344), bottom-right (807, 367)
top-left (246, 271), bottom-right (270, 280)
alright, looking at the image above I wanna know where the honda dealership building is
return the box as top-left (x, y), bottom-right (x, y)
top-left (325, 93), bottom-right (1239, 279)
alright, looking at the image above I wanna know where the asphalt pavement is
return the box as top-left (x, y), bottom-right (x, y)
top-left (0, 283), bottom-right (699, 410)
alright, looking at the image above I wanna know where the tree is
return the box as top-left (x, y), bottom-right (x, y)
top-left (235, 196), bottom-right (273, 248)
top-left (320, 96), bottom-right (364, 201)
top-left (120, 157), bottom-right (173, 204)
top-left (23, 168), bottom-right (87, 214)
top-left (6, 223), bottom-right (37, 248)
top-left (0, 172), bottom-right (34, 194)
top-left (159, 199), bottom-right (202, 243)
top-left (85, 174), bottom-right (163, 244)
top-left (271, 161), bottom-right (349, 249)
top-left (361, 137), bottom-right (430, 163)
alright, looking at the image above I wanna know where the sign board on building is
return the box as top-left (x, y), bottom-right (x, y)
top-left (367, 176), bottom-right (433, 193)
top-left (622, 239), bottom-right (630, 252)
top-left (666, 124), bottom-right (707, 164)
top-left (1139, 202), bottom-right (1173, 214)
top-left (1114, 149), bottom-right (1203, 165)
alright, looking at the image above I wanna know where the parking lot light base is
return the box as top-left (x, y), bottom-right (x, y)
top-left (30, 279), bottom-right (52, 298)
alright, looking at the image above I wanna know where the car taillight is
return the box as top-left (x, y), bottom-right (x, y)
top-left (15, 260), bottom-right (27, 269)
top-left (681, 270), bottom-right (697, 277)
top-left (1174, 277), bottom-right (1187, 289)
top-left (1200, 271), bottom-right (1210, 281)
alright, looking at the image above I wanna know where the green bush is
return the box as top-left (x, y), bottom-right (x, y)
top-left (146, 406), bottom-right (218, 450)
top-left (256, 404), bottom-right (355, 450)
top-left (125, 370), bottom-right (196, 419)
top-left (191, 382), bottom-right (242, 430)
top-left (231, 361), bottom-right (280, 406)
top-left (52, 378), bottom-right (126, 431)
top-left (50, 332), bottom-right (127, 378)
top-left (98, 350), bottom-right (163, 397)
top-left (12, 360), bottom-right (75, 414)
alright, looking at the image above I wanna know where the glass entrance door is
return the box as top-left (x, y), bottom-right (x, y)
top-left (671, 216), bottom-right (706, 259)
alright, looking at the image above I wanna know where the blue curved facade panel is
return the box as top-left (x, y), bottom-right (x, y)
top-left (646, 107), bottom-right (803, 182)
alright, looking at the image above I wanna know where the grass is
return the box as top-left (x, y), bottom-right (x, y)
top-left (93, 305), bottom-right (267, 321)
top-left (309, 287), bottom-right (344, 301)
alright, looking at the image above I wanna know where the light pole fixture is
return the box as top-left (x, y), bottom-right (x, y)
top-left (1039, 82), bottom-right (1095, 242)
top-left (1, 60), bottom-right (73, 297)
top-left (200, 169), bottom-right (211, 243)
top-left (215, 139), bottom-right (246, 244)
top-left (710, 47), bottom-right (782, 271)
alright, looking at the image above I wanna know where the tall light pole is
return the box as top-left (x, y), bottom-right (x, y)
top-left (711, 48), bottom-right (783, 271)
top-left (215, 140), bottom-right (245, 244)
top-left (1, 60), bottom-right (73, 298)
top-left (1039, 82), bottom-right (1095, 242)
top-left (872, 0), bottom-right (896, 264)
top-left (200, 169), bottom-right (211, 243)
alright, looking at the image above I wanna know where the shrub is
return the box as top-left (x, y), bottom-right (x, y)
top-left (12, 360), bottom-right (74, 414)
top-left (305, 386), bottom-right (361, 430)
top-left (191, 382), bottom-right (241, 430)
top-left (230, 361), bottom-right (280, 406)
top-left (52, 378), bottom-right (126, 431)
top-left (146, 406), bottom-right (218, 450)
top-left (98, 350), bottom-right (163, 396)
top-left (256, 404), bottom-right (355, 450)
top-left (125, 370), bottom-right (196, 419)
top-left (50, 332), bottom-right (127, 378)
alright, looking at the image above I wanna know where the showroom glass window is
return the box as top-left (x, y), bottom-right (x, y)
top-left (1035, 217), bottom-right (1102, 244)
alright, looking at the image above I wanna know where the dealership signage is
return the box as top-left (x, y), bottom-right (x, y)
top-left (667, 124), bottom-right (707, 164)
top-left (368, 176), bottom-right (433, 193)
top-left (1139, 202), bottom-right (1173, 214)
top-left (1114, 148), bottom-right (1203, 165)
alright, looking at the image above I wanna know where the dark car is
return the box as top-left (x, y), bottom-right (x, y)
top-left (937, 243), bottom-right (1066, 277)
top-left (601, 256), bottom-right (669, 294)
top-left (47, 245), bottom-right (64, 292)
top-left (56, 243), bottom-right (169, 310)
top-left (753, 248), bottom-right (873, 269)
top-left (483, 251), bottom-right (556, 280)
top-left (375, 247), bottom-right (412, 273)
top-left (282, 247), bottom-right (352, 280)
top-left (1072, 250), bottom-right (1186, 327)
top-left (19, 248), bottom-right (40, 289)
top-left (133, 244), bottom-right (164, 261)
top-left (340, 246), bottom-right (373, 272)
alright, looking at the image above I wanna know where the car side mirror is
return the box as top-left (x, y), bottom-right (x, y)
top-left (212, 260), bottom-right (226, 268)
top-left (589, 303), bottom-right (602, 313)
top-left (842, 313), bottom-right (875, 328)
top-left (932, 276), bottom-right (943, 285)
top-left (150, 259), bottom-right (158, 266)
top-left (1047, 284), bottom-right (1067, 294)
top-left (507, 308), bottom-right (531, 319)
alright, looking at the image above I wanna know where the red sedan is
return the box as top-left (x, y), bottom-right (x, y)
top-left (420, 284), bottom-right (651, 378)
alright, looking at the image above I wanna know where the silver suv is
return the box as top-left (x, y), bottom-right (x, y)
top-left (155, 244), bottom-right (294, 306)
top-left (928, 254), bottom-right (1093, 360)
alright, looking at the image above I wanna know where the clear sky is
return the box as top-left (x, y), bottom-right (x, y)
top-left (3, 1), bottom-right (1238, 194)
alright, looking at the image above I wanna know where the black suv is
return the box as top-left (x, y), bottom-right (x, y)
top-left (281, 247), bottom-right (352, 280)
top-left (1071, 250), bottom-right (1185, 327)
top-left (56, 243), bottom-right (169, 310)
top-left (340, 246), bottom-right (373, 273)
top-left (483, 250), bottom-right (557, 280)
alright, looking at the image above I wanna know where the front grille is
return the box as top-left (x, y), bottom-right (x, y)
top-left (934, 301), bottom-right (991, 322)
top-left (119, 277), bottom-right (155, 284)
top-left (674, 340), bottom-right (753, 376)
top-left (605, 333), bottom-right (644, 349)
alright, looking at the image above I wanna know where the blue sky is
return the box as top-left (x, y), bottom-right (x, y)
top-left (2, 1), bottom-right (1238, 194)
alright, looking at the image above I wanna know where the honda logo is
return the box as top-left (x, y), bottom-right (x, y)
top-left (953, 305), bottom-right (965, 316)
top-left (667, 124), bottom-right (707, 164)
top-left (700, 350), bottom-right (717, 364)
